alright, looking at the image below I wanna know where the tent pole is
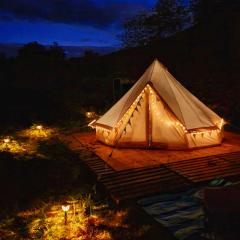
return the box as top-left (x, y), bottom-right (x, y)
top-left (149, 87), bottom-right (152, 147)
top-left (146, 86), bottom-right (152, 148)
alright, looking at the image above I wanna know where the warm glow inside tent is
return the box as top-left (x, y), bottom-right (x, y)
top-left (92, 59), bottom-right (224, 149)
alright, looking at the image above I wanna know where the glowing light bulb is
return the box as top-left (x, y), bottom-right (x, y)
top-left (36, 125), bottom-right (43, 130)
top-left (4, 137), bottom-right (10, 143)
top-left (62, 203), bottom-right (70, 225)
top-left (62, 205), bottom-right (70, 212)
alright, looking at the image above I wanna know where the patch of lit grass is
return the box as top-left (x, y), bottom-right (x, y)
top-left (0, 195), bottom-right (147, 240)
top-left (6, 198), bottom-right (113, 240)
top-left (18, 125), bottom-right (57, 139)
top-left (0, 137), bottom-right (26, 154)
top-left (0, 125), bottom-right (59, 156)
top-left (0, 125), bottom-right (162, 240)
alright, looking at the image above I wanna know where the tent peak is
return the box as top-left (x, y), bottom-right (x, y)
top-left (152, 58), bottom-right (167, 70)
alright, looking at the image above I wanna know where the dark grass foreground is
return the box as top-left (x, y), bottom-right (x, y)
top-left (0, 129), bottom-right (174, 240)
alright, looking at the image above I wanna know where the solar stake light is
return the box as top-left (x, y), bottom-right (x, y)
top-left (62, 203), bottom-right (70, 225)
top-left (36, 125), bottom-right (43, 130)
top-left (85, 111), bottom-right (95, 119)
top-left (3, 137), bottom-right (11, 150)
top-left (62, 204), bottom-right (70, 212)
top-left (3, 137), bottom-right (10, 143)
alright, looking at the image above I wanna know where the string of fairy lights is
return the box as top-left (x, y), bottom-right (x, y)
top-left (149, 86), bottom-right (188, 133)
top-left (96, 84), bottom-right (147, 144)
top-left (95, 84), bottom-right (225, 143)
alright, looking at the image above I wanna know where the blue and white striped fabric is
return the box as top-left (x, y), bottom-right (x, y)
top-left (138, 179), bottom-right (231, 240)
top-left (138, 188), bottom-right (204, 240)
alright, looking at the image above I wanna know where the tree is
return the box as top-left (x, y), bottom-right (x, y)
top-left (17, 42), bottom-right (46, 60)
top-left (120, 12), bottom-right (155, 48)
top-left (48, 42), bottom-right (65, 60)
top-left (83, 49), bottom-right (99, 59)
top-left (154, 0), bottom-right (188, 38)
top-left (120, 0), bottom-right (188, 48)
top-left (189, 0), bottom-right (224, 24)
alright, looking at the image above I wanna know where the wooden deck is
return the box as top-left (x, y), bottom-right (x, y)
top-left (67, 131), bottom-right (240, 171)
top-left (99, 165), bottom-right (191, 203)
top-left (166, 151), bottom-right (240, 183)
top-left (64, 132), bottom-right (240, 203)
top-left (70, 135), bottom-right (115, 178)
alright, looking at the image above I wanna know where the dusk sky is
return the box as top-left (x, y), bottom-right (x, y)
top-left (0, 0), bottom-right (157, 47)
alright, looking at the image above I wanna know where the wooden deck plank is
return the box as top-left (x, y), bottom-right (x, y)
top-left (81, 158), bottom-right (102, 163)
top-left (100, 168), bottom-right (170, 184)
top-left (100, 165), bottom-right (163, 178)
top-left (97, 165), bottom-right (190, 203)
top-left (189, 168), bottom-right (240, 180)
top-left (113, 181), bottom-right (190, 201)
top-left (166, 151), bottom-right (240, 184)
top-left (109, 178), bottom-right (188, 195)
top-left (169, 160), bottom-right (230, 173)
top-left (191, 171), bottom-right (240, 183)
top-left (167, 156), bottom-right (217, 166)
top-left (167, 157), bottom-right (220, 167)
top-left (105, 173), bottom-right (180, 191)
top-left (167, 160), bottom-right (223, 171)
top-left (177, 162), bottom-right (237, 174)
top-left (101, 171), bottom-right (174, 184)
top-left (76, 152), bottom-right (115, 179)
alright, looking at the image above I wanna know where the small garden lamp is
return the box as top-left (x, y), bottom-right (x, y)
top-left (62, 203), bottom-right (70, 225)
top-left (4, 137), bottom-right (10, 143)
top-left (86, 111), bottom-right (95, 119)
top-left (3, 137), bottom-right (10, 150)
top-left (36, 125), bottom-right (43, 135)
top-left (36, 125), bottom-right (43, 130)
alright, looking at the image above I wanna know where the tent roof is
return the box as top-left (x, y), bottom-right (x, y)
top-left (96, 59), bottom-right (222, 130)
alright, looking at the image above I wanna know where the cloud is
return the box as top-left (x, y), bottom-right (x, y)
top-left (0, 0), bottom-right (153, 28)
top-left (0, 15), bottom-right (12, 21)
top-left (0, 19), bottom-right (121, 46)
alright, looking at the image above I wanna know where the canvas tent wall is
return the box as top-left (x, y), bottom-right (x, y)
top-left (93, 59), bottom-right (224, 149)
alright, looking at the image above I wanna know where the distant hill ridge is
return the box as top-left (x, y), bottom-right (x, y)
top-left (0, 43), bottom-right (118, 58)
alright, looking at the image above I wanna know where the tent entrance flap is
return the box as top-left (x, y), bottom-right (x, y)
top-left (150, 86), bottom-right (187, 148)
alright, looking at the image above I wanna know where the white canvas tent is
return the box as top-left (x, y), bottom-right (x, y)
top-left (93, 59), bottom-right (224, 149)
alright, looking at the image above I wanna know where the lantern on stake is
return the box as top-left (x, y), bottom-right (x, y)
top-left (3, 137), bottom-right (11, 150)
top-left (62, 203), bottom-right (70, 225)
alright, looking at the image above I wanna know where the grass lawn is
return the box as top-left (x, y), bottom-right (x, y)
top-left (0, 125), bottom-right (174, 240)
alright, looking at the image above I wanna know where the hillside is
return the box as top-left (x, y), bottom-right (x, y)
top-left (0, 43), bottom-right (118, 58)
top-left (1, 4), bottom-right (240, 129)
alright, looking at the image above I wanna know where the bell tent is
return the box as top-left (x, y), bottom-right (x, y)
top-left (93, 59), bottom-right (224, 149)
